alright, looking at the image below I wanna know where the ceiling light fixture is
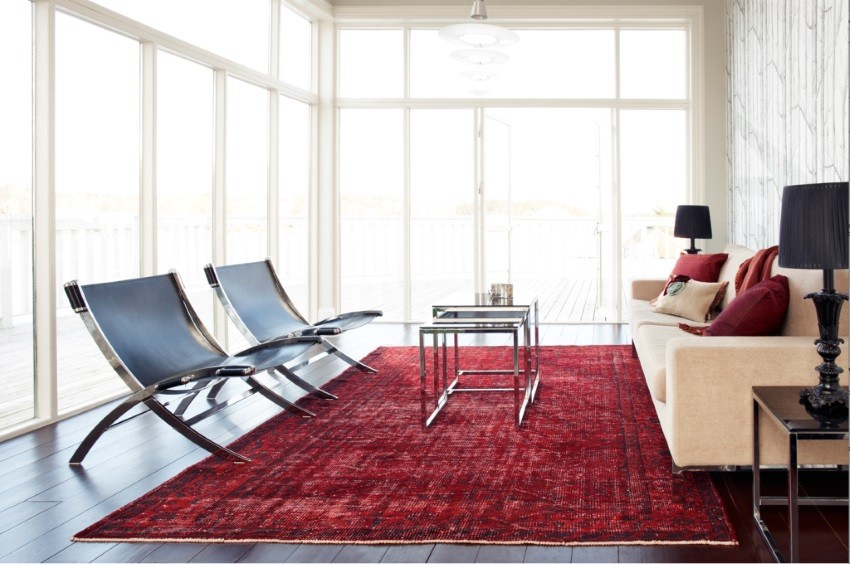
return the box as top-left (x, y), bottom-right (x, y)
top-left (470, 0), bottom-right (487, 20)
top-left (438, 0), bottom-right (518, 49)
top-left (450, 49), bottom-right (508, 65)
top-left (461, 70), bottom-right (498, 81)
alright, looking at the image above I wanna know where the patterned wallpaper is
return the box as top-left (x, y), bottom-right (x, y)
top-left (727, 0), bottom-right (848, 249)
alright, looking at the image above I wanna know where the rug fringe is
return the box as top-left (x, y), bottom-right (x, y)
top-left (72, 536), bottom-right (738, 547)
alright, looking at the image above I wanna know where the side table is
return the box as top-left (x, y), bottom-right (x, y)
top-left (752, 386), bottom-right (849, 563)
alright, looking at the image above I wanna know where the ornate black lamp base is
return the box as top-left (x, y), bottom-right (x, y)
top-left (800, 284), bottom-right (849, 427)
top-left (800, 388), bottom-right (848, 427)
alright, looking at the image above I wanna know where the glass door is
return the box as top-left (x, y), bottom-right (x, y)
top-left (481, 114), bottom-right (512, 289)
top-left (480, 108), bottom-right (616, 322)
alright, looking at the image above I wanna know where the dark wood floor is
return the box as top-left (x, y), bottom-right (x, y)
top-left (0, 323), bottom-right (846, 563)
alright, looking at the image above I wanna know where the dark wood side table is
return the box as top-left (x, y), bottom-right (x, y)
top-left (752, 386), bottom-right (849, 563)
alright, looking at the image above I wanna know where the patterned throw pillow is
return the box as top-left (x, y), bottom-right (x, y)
top-left (650, 278), bottom-right (729, 323)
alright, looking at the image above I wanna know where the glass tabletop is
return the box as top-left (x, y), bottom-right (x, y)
top-left (753, 386), bottom-right (849, 433)
top-left (432, 292), bottom-right (537, 308)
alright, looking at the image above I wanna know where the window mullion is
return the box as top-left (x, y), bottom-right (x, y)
top-left (140, 42), bottom-right (157, 277)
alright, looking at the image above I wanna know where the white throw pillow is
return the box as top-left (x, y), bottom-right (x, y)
top-left (650, 279), bottom-right (728, 323)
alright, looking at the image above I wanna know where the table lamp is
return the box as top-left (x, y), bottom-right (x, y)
top-left (778, 182), bottom-right (849, 425)
top-left (674, 205), bottom-right (712, 254)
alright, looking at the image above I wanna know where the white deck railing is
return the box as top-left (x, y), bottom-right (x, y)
top-left (0, 215), bottom-right (677, 327)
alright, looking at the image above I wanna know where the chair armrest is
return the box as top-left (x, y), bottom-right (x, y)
top-left (156, 365), bottom-right (255, 389)
top-left (315, 310), bottom-right (383, 326)
top-left (303, 327), bottom-right (344, 336)
top-left (630, 279), bottom-right (666, 301)
top-left (238, 335), bottom-right (323, 355)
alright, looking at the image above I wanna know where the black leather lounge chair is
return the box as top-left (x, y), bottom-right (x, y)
top-left (204, 259), bottom-right (382, 400)
top-left (64, 272), bottom-right (325, 465)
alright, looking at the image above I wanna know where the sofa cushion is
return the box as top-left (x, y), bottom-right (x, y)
top-left (716, 244), bottom-right (756, 309)
top-left (773, 263), bottom-right (850, 337)
top-left (669, 253), bottom-right (728, 282)
top-left (650, 279), bottom-right (728, 322)
top-left (634, 324), bottom-right (693, 403)
top-left (703, 275), bottom-right (789, 336)
top-left (628, 298), bottom-right (710, 337)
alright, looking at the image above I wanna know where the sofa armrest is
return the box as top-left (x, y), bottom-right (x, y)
top-left (663, 336), bottom-right (848, 468)
top-left (630, 279), bottom-right (666, 301)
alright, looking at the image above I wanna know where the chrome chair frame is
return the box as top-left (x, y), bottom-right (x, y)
top-left (204, 259), bottom-right (382, 400)
top-left (64, 272), bottom-right (324, 465)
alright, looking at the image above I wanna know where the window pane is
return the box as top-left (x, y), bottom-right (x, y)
top-left (410, 110), bottom-right (474, 320)
top-left (338, 30), bottom-right (403, 98)
top-left (410, 29), bottom-right (615, 99)
top-left (280, 5), bottom-right (312, 90)
top-left (0, 0), bottom-right (34, 430)
top-left (620, 110), bottom-right (686, 280)
top-left (339, 109), bottom-right (403, 319)
top-left (157, 51), bottom-right (213, 290)
top-left (278, 96), bottom-right (310, 315)
top-left (55, 14), bottom-right (140, 413)
top-left (226, 77), bottom-right (269, 265)
top-left (620, 29), bottom-right (687, 99)
top-left (91, 0), bottom-right (270, 72)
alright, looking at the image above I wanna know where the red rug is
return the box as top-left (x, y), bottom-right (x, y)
top-left (74, 345), bottom-right (737, 546)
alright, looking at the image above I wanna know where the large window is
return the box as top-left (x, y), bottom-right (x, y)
top-left (338, 30), bottom-right (404, 98)
top-left (0, 0), bottom-right (34, 430)
top-left (620, 29), bottom-right (687, 99)
top-left (410, 29), bottom-right (615, 99)
top-left (339, 109), bottom-right (404, 319)
top-left (278, 96), bottom-right (311, 314)
top-left (620, 109), bottom-right (687, 278)
top-left (0, 1), bottom-right (318, 439)
top-left (91, 0), bottom-right (271, 73)
top-left (280, 5), bottom-right (312, 91)
top-left (55, 13), bottom-right (140, 412)
top-left (226, 77), bottom-right (269, 266)
top-left (338, 25), bottom-right (693, 322)
top-left (157, 51), bottom-right (214, 289)
top-left (410, 110), bottom-right (475, 319)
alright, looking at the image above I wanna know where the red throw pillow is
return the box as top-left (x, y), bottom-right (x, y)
top-left (702, 275), bottom-right (789, 336)
top-left (670, 253), bottom-right (728, 282)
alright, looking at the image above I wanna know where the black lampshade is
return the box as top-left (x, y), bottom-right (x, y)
top-left (673, 205), bottom-right (712, 239)
top-left (778, 182), bottom-right (849, 270)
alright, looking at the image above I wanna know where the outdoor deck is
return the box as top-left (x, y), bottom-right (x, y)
top-left (0, 276), bottom-right (626, 431)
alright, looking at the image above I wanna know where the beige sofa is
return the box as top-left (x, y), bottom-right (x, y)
top-left (630, 244), bottom-right (848, 471)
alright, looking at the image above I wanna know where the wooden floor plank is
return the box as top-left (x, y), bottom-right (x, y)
top-left (571, 545), bottom-right (618, 562)
top-left (475, 544), bottom-right (526, 562)
top-left (43, 541), bottom-right (116, 563)
top-left (139, 543), bottom-right (207, 563)
top-left (91, 543), bottom-right (161, 563)
top-left (236, 543), bottom-right (299, 563)
top-left (428, 544), bottom-right (480, 563)
top-left (380, 544), bottom-right (435, 563)
top-left (189, 543), bottom-right (253, 563)
top-left (285, 544), bottom-right (344, 563)
top-left (523, 545), bottom-right (573, 563)
top-left (333, 544), bottom-right (390, 562)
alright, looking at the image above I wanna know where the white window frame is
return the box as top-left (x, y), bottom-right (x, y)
top-left (7, 0), bottom-right (328, 441)
top-left (333, 5), bottom-right (704, 324)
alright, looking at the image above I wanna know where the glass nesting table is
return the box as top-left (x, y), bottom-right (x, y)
top-left (418, 293), bottom-right (541, 427)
